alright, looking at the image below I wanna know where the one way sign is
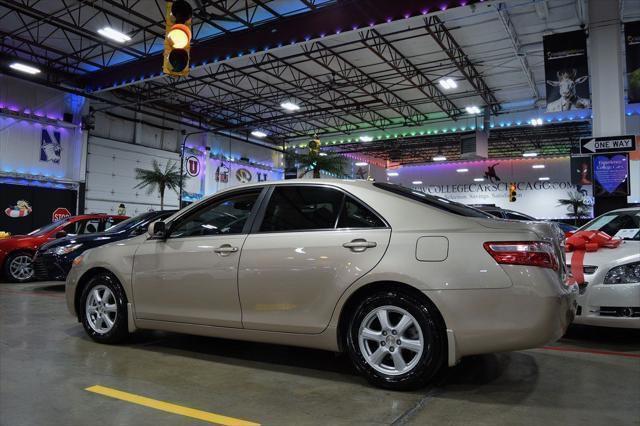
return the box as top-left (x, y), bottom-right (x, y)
top-left (580, 135), bottom-right (636, 154)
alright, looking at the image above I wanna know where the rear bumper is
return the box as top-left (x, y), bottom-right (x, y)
top-left (431, 266), bottom-right (577, 363)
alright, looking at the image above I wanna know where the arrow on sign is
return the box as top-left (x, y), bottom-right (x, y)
top-left (583, 139), bottom-right (596, 153)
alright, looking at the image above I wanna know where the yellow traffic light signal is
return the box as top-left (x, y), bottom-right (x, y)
top-left (163, 0), bottom-right (192, 77)
top-left (508, 183), bottom-right (517, 202)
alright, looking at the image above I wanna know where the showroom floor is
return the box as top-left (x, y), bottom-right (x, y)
top-left (1, 282), bottom-right (638, 426)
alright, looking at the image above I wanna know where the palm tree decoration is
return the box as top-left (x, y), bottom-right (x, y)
top-left (558, 190), bottom-right (591, 225)
top-left (295, 137), bottom-right (346, 178)
top-left (134, 160), bottom-right (187, 209)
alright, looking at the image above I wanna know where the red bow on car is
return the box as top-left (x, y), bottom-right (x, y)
top-left (565, 230), bottom-right (621, 284)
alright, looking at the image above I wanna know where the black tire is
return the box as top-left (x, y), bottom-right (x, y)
top-left (79, 272), bottom-right (129, 344)
top-left (3, 251), bottom-right (34, 283)
top-left (346, 289), bottom-right (447, 391)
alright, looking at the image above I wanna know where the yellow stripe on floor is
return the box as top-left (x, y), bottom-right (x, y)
top-left (85, 385), bottom-right (260, 426)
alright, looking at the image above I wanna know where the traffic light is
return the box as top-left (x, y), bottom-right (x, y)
top-left (163, 0), bottom-right (192, 77)
top-left (508, 182), bottom-right (517, 202)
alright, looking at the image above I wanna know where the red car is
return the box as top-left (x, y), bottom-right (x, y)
top-left (0, 214), bottom-right (128, 282)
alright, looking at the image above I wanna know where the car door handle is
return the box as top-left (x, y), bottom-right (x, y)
top-left (213, 244), bottom-right (239, 255)
top-left (343, 239), bottom-right (377, 252)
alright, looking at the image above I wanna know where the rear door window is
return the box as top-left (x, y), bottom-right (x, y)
top-left (337, 196), bottom-right (386, 228)
top-left (259, 186), bottom-right (344, 232)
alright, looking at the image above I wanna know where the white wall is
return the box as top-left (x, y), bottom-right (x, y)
top-left (85, 137), bottom-right (180, 215)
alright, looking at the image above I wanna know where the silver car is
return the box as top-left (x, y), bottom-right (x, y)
top-left (66, 180), bottom-right (577, 390)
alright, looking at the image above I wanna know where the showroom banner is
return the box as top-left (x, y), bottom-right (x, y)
top-left (393, 157), bottom-right (593, 219)
top-left (543, 30), bottom-right (590, 112)
top-left (182, 148), bottom-right (206, 202)
top-left (206, 158), bottom-right (281, 194)
top-left (626, 21), bottom-right (640, 104)
top-left (592, 153), bottom-right (630, 197)
top-left (0, 183), bottom-right (77, 235)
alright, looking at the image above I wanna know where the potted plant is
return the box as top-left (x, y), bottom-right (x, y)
top-left (558, 190), bottom-right (591, 225)
top-left (134, 160), bottom-right (187, 210)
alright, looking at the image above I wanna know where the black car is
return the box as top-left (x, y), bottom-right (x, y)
top-left (33, 210), bottom-right (176, 281)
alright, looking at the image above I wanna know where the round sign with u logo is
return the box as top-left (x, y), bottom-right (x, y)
top-left (186, 156), bottom-right (200, 177)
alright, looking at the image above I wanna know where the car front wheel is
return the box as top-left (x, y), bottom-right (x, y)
top-left (4, 251), bottom-right (34, 282)
top-left (346, 289), bottom-right (447, 390)
top-left (79, 272), bottom-right (129, 344)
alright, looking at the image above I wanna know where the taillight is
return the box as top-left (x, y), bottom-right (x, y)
top-left (483, 241), bottom-right (559, 271)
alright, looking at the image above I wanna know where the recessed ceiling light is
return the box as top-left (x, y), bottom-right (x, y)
top-left (280, 101), bottom-right (300, 112)
top-left (432, 155), bottom-right (447, 161)
top-left (359, 136), bottom-right (373, 142)
top-left (97, 27), bottom-right (131, 43)
top-left (387, 171), bottom-right (399, 177)
top-left (538, 177), bottom-right (550, 181)
top-left (523, 152), bottom-right (538, 157)
top-left (355, 162), bottom-right (369, 166)
top-left (456, 168), bottom-right (469, 173)
top-left (532, 164), bottom-right (545, 169)
top-left (465, 105), bottom-right (481, 115)
top-left (412, 180), bottom-right (423, 185)
top-left (9, 62), bottom-right (40, 75)
top-left (473, 178), bottom-right (485, 182)
top-left (251, 130), bottom-right (267, 138)
top-left (439, 78), bottom-right (457, 90)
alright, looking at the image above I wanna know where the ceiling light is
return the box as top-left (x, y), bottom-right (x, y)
top-left (97, 27), bottom-right (131, 43)
top-left (465, 105), bottom-right (481, 115)
top-left (355, 162), bottom-right (369, 166)
top-left (523, 152), bottom-right (538, 157)
top-left (530, 118), bottom-right (543, 126)
top-left (387, 171), bottom-right (399, 177)
top-left (319, 152), bottom-right (327, 156)
top-left (251, 130), bottom-right (267, 138)
top-left (456, 168), bottom-right (469, 173)
top-left (359, 136), bottom-right (373, 142)
top-left (532, 164), bottom-right (545, 169)
top-left (439, 78), bottom-right (457, 90)
top-left (473, 178), bottom-right (485, 182)
top-left (280, 101), bottom-right (300, 112)
top-left (9, 62), bottom-right (41, 75)
top-left (432, 155), bottom-right (447, 161)
top-left (412, 180), bottom-right (423, 185)
top-left (538, 177), bottom-right (550, 181)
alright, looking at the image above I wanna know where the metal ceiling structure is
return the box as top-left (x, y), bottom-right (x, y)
top-left (1, 0), bottom-right (639, 152)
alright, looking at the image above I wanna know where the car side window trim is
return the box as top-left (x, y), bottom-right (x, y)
top-left (164, 187), bottom-right (268, 239)
top-left (250, 183), bottom-right (390, 234)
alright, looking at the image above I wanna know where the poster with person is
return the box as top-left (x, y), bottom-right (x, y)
top-left (543, 30), bottom-right (590, 112)
top-left (625, 21), bottom-right (640, 104)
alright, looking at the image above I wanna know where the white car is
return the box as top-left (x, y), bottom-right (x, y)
top-left (66, 180), bottom-right (576, 390)
top-left (567, 208), bottom-right (640, 328)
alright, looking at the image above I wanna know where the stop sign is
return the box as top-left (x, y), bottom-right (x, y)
top-left (52, 207), bottom-right (72, 222)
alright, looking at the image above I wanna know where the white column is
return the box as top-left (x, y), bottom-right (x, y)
top-left (588, 0), bottom-right (625, 137)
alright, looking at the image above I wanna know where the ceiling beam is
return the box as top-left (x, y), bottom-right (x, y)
top-left (424, 15), bottom-right (500, 115)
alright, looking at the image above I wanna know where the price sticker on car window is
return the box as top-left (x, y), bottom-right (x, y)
top-left (613, 229), bottom-right (639, 239)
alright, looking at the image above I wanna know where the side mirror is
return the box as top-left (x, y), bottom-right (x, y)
top-left (55, 230), bottom-right (67, 239)
top-left (147, 221), bottom-right (167, 239)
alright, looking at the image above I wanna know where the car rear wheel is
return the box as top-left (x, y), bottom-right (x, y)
top-left (4, 251), bottom-right (34, 282)
top-left (79, 272), bottom-right (129, 344)
top-left (346, 289), bottom-right (446, 390)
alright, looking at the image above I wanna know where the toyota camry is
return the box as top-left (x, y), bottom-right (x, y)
top-left (65, 180), bottom-right (577, 390)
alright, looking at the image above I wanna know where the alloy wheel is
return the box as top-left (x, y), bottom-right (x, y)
top-left (9, 255), bottom-right (34, 281)
top-left (358, 305), bottom-right (425, 376)
top-left (85, 285), bottom-right (118, 334)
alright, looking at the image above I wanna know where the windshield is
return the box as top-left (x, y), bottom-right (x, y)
top-left (579, 210), bottom-right (640, 240)
top-left (373, 183), bottom-right (493, 218)
top-left (27, 219), bottom-right (67, 236)
top-left (104, 213), bottom-right (157, 233)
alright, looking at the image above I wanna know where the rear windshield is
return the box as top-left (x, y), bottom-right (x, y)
top-left (373, 183), bottom-right (493, 218)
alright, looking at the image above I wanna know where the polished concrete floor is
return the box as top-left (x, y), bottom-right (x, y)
top-left (1, 281), bottom-right (639, 426)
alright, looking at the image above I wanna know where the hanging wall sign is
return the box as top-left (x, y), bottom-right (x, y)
top-left (543, 30), bottom-right (590, 112)
top-left (580, 135), bottom-right (636, 154)
top-left (40, 129), bottom-right (62, 163)
top-left (52, 207), bottom-right (72, 222)
top-left (592, 153), bottom-right (630, 197)
top-left (185, 155), bottom-right (200, 177)
top-left (626, 21), bottom-right (640, 104)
